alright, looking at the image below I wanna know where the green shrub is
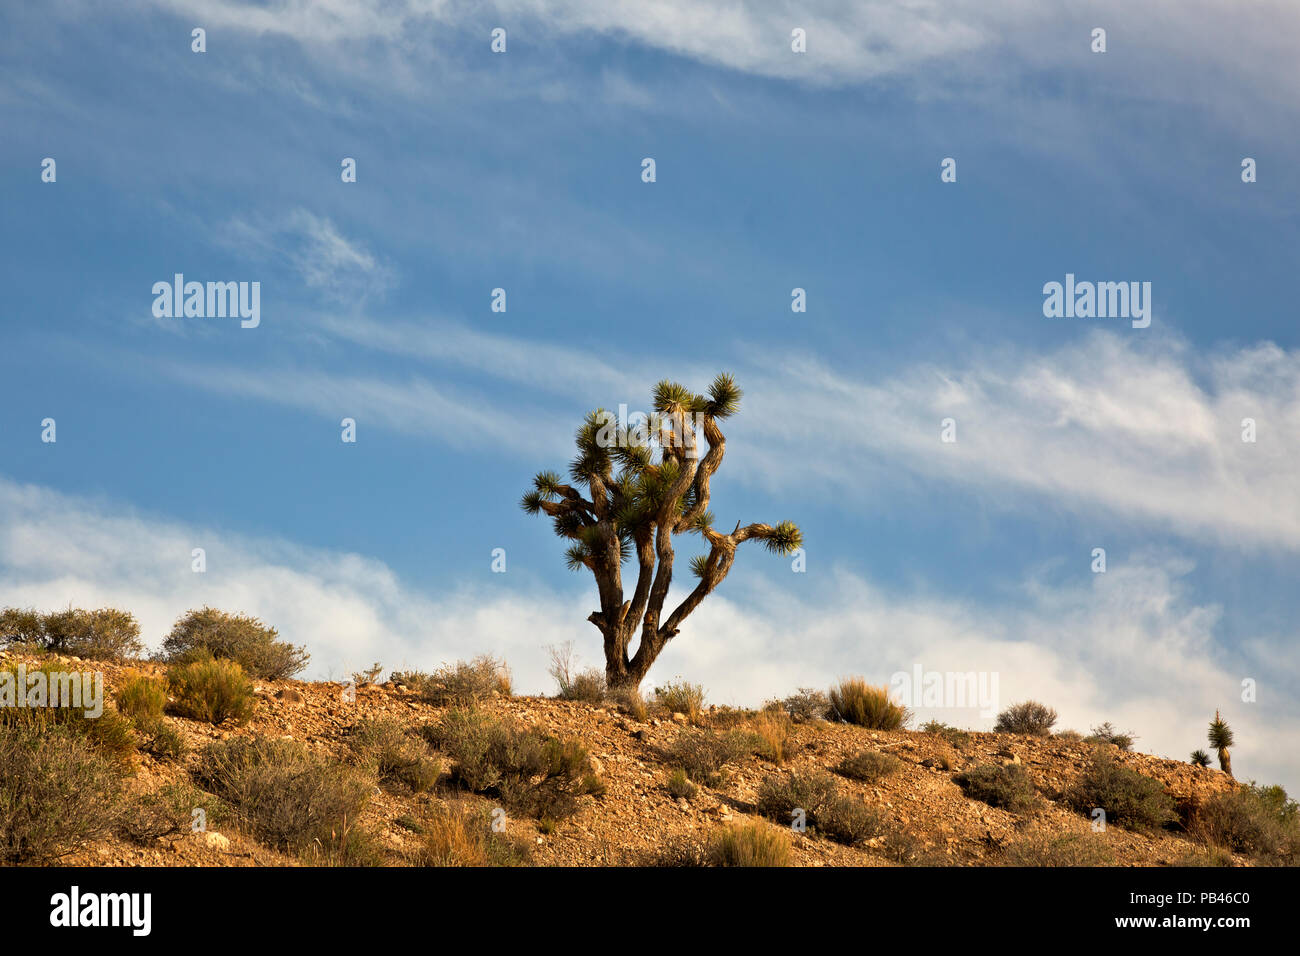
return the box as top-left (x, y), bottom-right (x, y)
top-left (993, 701), bottom-right (1057, 736)
top-left (756, 770), bottom-right (839, 825)
top-left (818, 795), bottom-right (883, 845)
top-left (768, 688), bottom-right (830, 722)
top-left (666, 729), bottom-right (753, 786)
top-left (955, 763), bottom-right (1039, 812)
top-left (706, 822), bottom-right (791, 867)
top-left (115, 670), bottom-right (168, 722)
top-left (160, 606), bottom-right (308, 680)
top-left (138, 718), bottom-right (188, 761)
top-left (0, 664), bottom-right (138, 766)
top-left (1190, 784), bottom-right (1299, 863)
top-left (424, 708), bottom-right (596, 821)
top-left (1, 606), bottom-right (143, 661)
top-left (0, 606), bottom-right (44, 646)
top-left (653, 680), bottom-right (706, 723)
top-left (167, 653), bottom-right (255, 724)
top-left (352, 662), bottom-right (384, 685)
top-left (1065, 755), bottom-right (1177, 832)
top-left (347, 718), bottom-right (441, 793)
top-left (836, 749), bottom-right (903, 783)
top-left (194, 736), bottom-right (373, 860)
top-left (667, 768), bottom-right (698, 800)
top-left (118, 782), bottom-right (205, 845)
top-left (828, 678), bottom-right (908, 729)
top-left (0, 724), bottom-right (125, 862)
top-left (1086, 721), bottom-right (1136, 751)
top-left (921, 720), bottom-right (971, 748)
top-left (415, 655), bottom-right (512, 705)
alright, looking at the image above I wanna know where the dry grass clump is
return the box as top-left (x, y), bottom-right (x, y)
top-left (410, 803), bottom-right (528, 867)
top-left (411, 656), bottom-right (513, 705)
top-left (608, 685), bottom-right (649, 721)
top-left (0, 664), bottom-right (138, 767)
top-left (653, 680), bottom-right (706, 723)
top-left (546, 641), bottom-right (606, 702)
top-left (999, 829), bottom-right (1114, 866)
top-left (750, 710), bottom-right (792, 763)
top-left (666, 768), bottom-right (698, 800)
top-left (827, 678), bottom-right (909, 729)
top-left (706, 821), bottom-right (792, 867)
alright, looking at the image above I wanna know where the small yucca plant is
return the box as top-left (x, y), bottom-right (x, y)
top-left (1208, 710), bottom-right (1234, 778)
top-left (1190, 749), bottom-right (1212, 768)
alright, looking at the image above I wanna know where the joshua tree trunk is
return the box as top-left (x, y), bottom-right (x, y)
top-left (523, 375), bottom-right (801, 693)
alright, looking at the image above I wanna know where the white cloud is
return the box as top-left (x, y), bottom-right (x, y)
top-left (131, 0), bottom-right (1300, 109)
top-left (230, 317), bottom-right (1300, 552)
top-left (737, 331), bottom-right (1300, 550)
top-left (155, 360), bottom-right (570, 457)
top-left (219, 209), bottom-right (393, 305)
top-left (0, 475), bottom-right (1292, 790)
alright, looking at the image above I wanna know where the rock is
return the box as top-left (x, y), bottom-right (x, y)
top-left (200, 831), bottom-right (230, 851)
top-left (671, 712), bottom-right (688, 724)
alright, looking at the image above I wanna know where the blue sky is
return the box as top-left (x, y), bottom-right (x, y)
top-left (2, 1), bottom-right (1298, 789)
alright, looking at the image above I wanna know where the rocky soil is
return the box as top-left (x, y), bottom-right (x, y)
top-left (12, 653), bottom-right (1243, 867)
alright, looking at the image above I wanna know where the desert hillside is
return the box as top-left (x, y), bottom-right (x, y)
top-left (3, 648), bottom-right (1271, 868)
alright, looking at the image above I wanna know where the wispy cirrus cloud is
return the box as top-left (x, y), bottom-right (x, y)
top-left (127, 0), bottom-right (1300, 111)
top-left (188, 314), bottom-right (1300, 552)
top-left (218, 209), bottom-right (394, 305)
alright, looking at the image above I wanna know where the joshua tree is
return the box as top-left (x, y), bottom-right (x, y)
top-left (1190, 749), bottom-right (1211, 768)
top-left (521, 374), bottom-right (801, 690)
top-left (1208, 710), bottom-right (1234, 777)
